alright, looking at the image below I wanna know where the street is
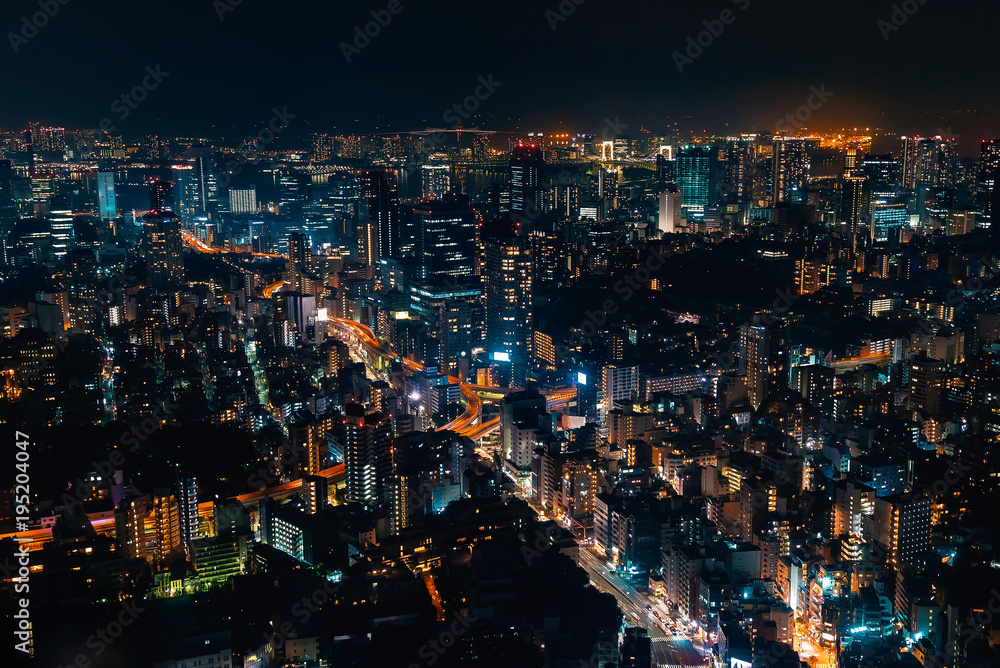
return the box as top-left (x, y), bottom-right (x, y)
top-left (577, 547), bottom-right (708, 668)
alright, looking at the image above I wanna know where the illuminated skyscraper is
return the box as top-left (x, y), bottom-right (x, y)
top-left (657, 184), bottom-right (682, 234)
top-left (485, 234), bottom-right (533, 387)
top-left (977, 139), bottom-right (999, 221)
top-left (871, 200), bottom-right (908, 242)
top-left (97, 172), bottom-right (117, 222)
top-left (420, 164), bottom-right (451, 199)
top-left (229, 187), bottom-right (257, 215)
top-left (841, 173), bottom-right (868, 237)
top-left (174, 146), bottom-right (218, 223)
top-left (340, 404), bottom-right (393, 510)
top-left (676, 146), bottom-right (716, 212)
top-left (739, 314), bottom-right (789, 409)
top-left (143, 210), bottom-right (184, 287)
top-left (412, 194), bottom-right (475, 278)
top-left (510, 142), bottom-right (544, 221)
top-left (149, 178), bottom-right (174, 211)
top-left (861, 154), bottom-right (902, 200)
top-left (359, 170), bottom-right (401, 259)
top-left (772, 138), bottom-right (810, 205)
top-left (287, 231), bottom-right (311, 290)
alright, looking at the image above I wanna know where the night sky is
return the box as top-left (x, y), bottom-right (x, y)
top-left (2, 0), bottom-right (997, 149)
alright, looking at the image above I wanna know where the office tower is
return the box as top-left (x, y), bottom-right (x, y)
top-left (871, 200), bottom-right (908, 242)
top-left (358, 220), bottom-right (379, 267)
top-left (0, 160), bottom-right (16, 229)
top-left (676, 145), bottom-right (717, 212)
top-left (510, 142), bottom-right (544, 219)
top-left (229, 187), bottom-right (257, 214)
top-left (484, 235), bottom-right (533, 387)
top-left (412, 194), bottom-right (475, 278)
top-left (187, 145), bottom-right (218, 217)
top-left (359, 170), bottom-right (401, 259)
top-left (143, 210), bottom-right (184, 287)
top-left (97, 172), bottom-right (117, 222)
top-left (861, 154), bottom-right (903, 200)
top-left (902, 135), bottom-right (959, 195)
top-left (842, 173), bottom-right (868, 237)
top-left (977, 139), bottom-right (999, 220)
top-left (739, 314), bottom-right (790, 409)
top-left (287, 231), bottom-right (311, 291)
top-left (149, 178), bottom-right (174, 211)
top-left (601, 365), bottom-right (639, 417)
top-left (409, 279), bottom-right (483, 374)
top-left (873, 494), bottom-right (931, 566)
top-left (340, 404), bottom-right (393, 509)
top-left (421, 164), bottom-right (451, 199)
top-left (657, 184), bottom-right (682, 234)
top-left (30, 171), bottom-right (55, 216)
top-left (721, 136), bottom-right (754, 205)
top-left (48, 208), bottom-right (73, 258)
top-left (772, 138), bottom-right (810, 204)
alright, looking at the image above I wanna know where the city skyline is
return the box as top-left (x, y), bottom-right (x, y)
top-left (4, 2), bottom-right (1000, 668)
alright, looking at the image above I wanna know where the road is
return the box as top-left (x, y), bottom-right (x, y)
top-left (329, 317), bottom-right (574, 441)
top-left (577, 547), bottom-right (707, 668)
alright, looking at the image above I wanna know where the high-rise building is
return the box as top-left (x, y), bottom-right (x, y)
top-left (359, 170), bottom-right (401, 260)
top-left (873, 493), bottom-right (931, 566)
top-left (421, 164), bottom-right (451, 199)
top-left (143, 210), bottom-right (184, 287)
top-left (171, 148), bottom-right (217, 222)
top-left (601, 365), bottom-right (639, 418)
top-left (97, 172), bottom-right (117, 222)
top-left (499, 384), bottom-right (548, 475)
top-left (484, 235), bottom-right (533, 387)
top-left (772, 138), bottom-right (810, 204)
top-left (412, 194), bottom-right (476, 278)
top-left (871, 200), bottom-right (908, 242)
top-left (739, 314), bottom-right (790, 409)
top-left (149, 178), bottom-right (174, 211)
top-left (286, 232), bottom-right (312, 291)
top-left (657, 184), bottom-right (682, 234)
top-left (841, 174), bottom-right (868, 237)
top-left (175, 471), bottom-right (199, 559)
top-left (340, 404), bottom-right (393, 509)
top-left (409, 279), bottom-right (483, 374)
top-left (861, 154), bottom-right (902, 200)
top-left (229, 187), bottom-right (257, 215)
top-left (676, 146), bottom-right (717, 212)
top-left (977, 139), bottom-right (999, 221)
top-left (510, 142), bottom-right (544, 220)
top-left (0, 160), bottom-right (14, 229)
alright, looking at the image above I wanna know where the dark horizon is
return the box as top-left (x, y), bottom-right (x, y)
top-left (3, 0), bottom-right (999, 152)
